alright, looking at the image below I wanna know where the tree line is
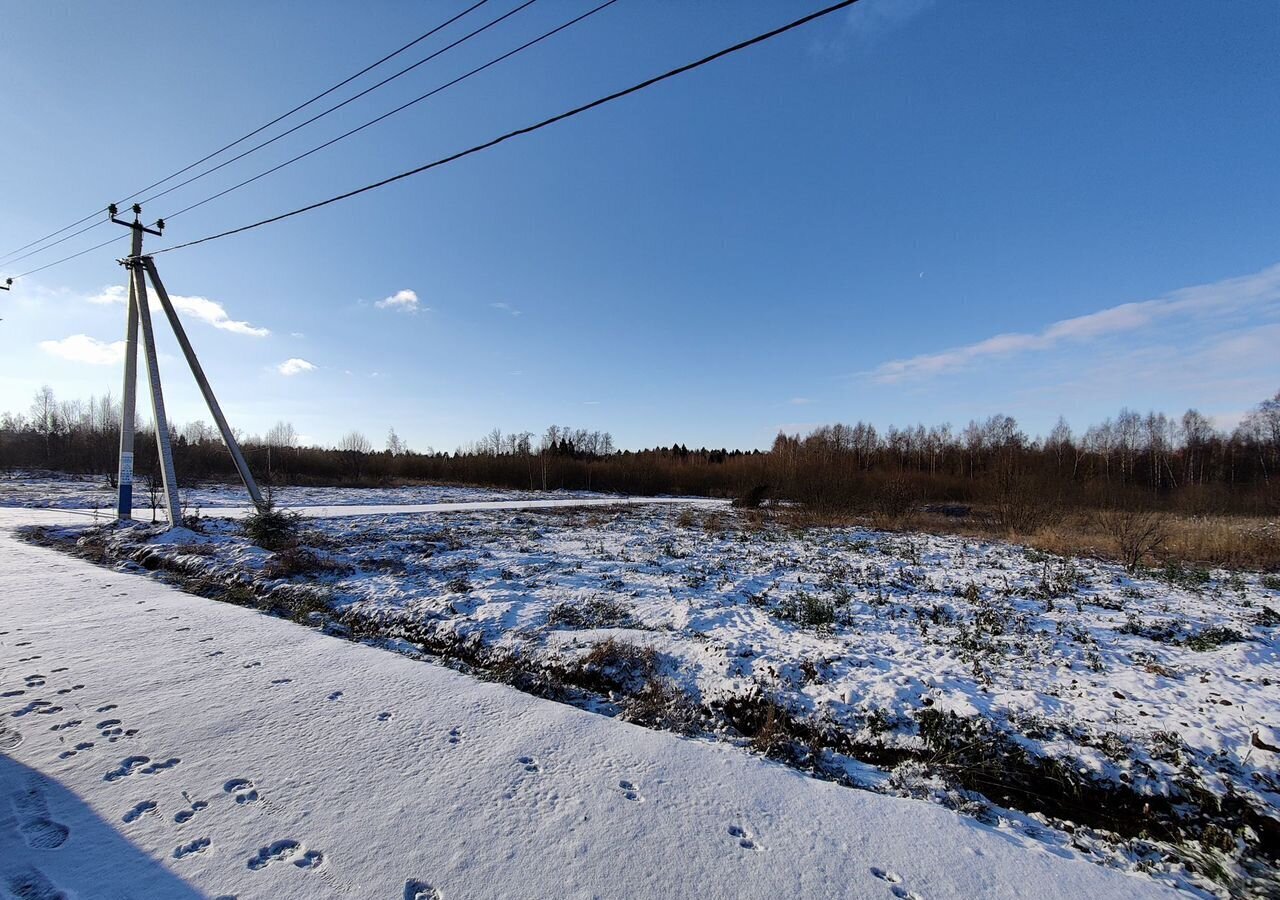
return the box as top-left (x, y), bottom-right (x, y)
top-left (2, 386), bottom-right (1277, 516)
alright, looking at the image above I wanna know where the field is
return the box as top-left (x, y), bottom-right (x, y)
top-left (27, 493), bottom-right (1280, 897)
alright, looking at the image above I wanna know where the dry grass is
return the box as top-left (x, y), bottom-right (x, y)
top-left (1024, 515), bottom-right (1279, 571)
top-left (780, 505), bottom-right (1280, 572)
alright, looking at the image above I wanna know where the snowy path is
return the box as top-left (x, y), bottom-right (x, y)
top-left (0, 509), bottom-right (1173, 899)
top-left (49, 494), bottom-right (725, 522)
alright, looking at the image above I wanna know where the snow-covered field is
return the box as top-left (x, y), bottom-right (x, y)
top-left (27, 498), bottom-right (1280, 896)
top-left (0, 507), bottom-right (1177, 899)
top-left (0, 471), bottom-right (620, 511)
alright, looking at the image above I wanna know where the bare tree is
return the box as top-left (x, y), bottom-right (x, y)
top-left (1095, 508), bottom-right (1168, 572)
top-left (338, 431), bottom-right (372, 480)
top-left (29, 386), bottom-right (58, 461)
top-left (386, 427), bottom-right (406, 456)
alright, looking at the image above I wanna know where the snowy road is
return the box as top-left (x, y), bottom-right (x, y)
top-left (48, 494), bottom-right (724, 523)
top-left (0, 508), bottom-right (1174, 899)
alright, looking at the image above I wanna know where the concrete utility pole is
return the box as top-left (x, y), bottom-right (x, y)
top-left (110, 204), bottom-right (264, 528)
top-left (112, 205), bottom-right (160, 521)
top-left (143, 256), bottom-right (262, 507)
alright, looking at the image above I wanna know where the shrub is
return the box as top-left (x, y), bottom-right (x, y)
top-left (242, 494), bottom-right (301, 551)
top-left (772, 591), bottom-right (839, 630)
top-left (547, 596), bottom-right (638, 629)
top-left (872, 476), bottom-right (917, 520)
top-left (1157, 561), bottom-right (1212, 591)
top-left (732, 484), bottom-right (769, 509)
top-left (1182, 626), bottom-right (1246, 652)
top-left (262, 546), bottom-right (350, 580)
top-left (992, 470), bottom-right (1056, 533)
top-left (621, 677), bottom-right (702, 735)
top-left (1094, 508), bottom-right (1168, 572)
top-left (578, 638), bottom-right (659, 691)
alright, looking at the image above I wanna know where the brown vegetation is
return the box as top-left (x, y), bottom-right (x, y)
top-left (5, 387), bottom-right (1279, 569)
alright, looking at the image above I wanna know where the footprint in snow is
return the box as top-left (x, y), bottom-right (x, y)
top-left (224, 778), bottom-right (259, 804)
top-left (96, 704), bottom-right (118, 713)
top-left (11, 700), bottom-right (53, 718)
top-left (242, 661), bottom-right (261, 669)
top-left (50, 668), bottom-right (69, 674)
top-left (517, 756), bottom-right (538, 773)
top-left (447, 727), bottom-right (462, 745)
top-left (871, 868), bottom-right (923, 899)
top-left (326, 691), bottom-right (344, 701)
top-left (122, 800), bottom-right (158, 823)
top-left (49, 720), bottom-right (81, 732)
top-left (54, 684), bottom-right (84, 695)
top-left (376, 711), bottom-right (393, 722)
top-left (728, 825), bottom-right (760, 851)
top-left (174, 837), bottom-right (211, 859)
top-left (269, 678), bottom-right (292, 686)
top-left (18, 655), bottom-right (40, 662)
top-left (618, 780), bottom-right (642, 802)
top-left (405, 880), bottom-right (443, 900)
top-left (104, 755), bottom-right (180, 782)
top-left (1, 690), bottom-right (24, 698)
top-left (5, 866), bottom-right (66, 900)
top-left (174, 793), bottom-right (209, 824)
top-left (57, 741), bottom-right (94, 760)
top-left (11, 777), bottom-right (71, 850)
top-left (247, 839), bottom-right (324, 871)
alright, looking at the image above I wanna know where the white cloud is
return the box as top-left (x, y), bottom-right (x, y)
top-left (869, 263), bottom-right (1280, 384)
top-left (811, 0), bottom-right (934, 59)
top-left (39, 334), bottom-right (126, 365)
top-left (83, 283), bottom-right (268, 337)
top-left (86, 285), bottom-right (127, 305)
top-left (490, 302), bottom-right (521, 317)
top-left (376, 289), bottom-right (420, 312)
top-left (277, 358), bottom-right (316, 376)
top-left (170, 295), bottom-right (269, 337)
top-left (845, 0), bottom-right (935, 42)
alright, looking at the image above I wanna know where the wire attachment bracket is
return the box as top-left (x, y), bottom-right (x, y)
top-left (110, 203), bottom-right (164, 237)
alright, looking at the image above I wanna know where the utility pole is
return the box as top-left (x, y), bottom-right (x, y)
top-left (111, 204), bottom-right (162, 521)
top-left (143, 256), bottom-right (262, 507)
top-left (110, 204), bottom-right (264, 528)
top-left (0, 278), bottom-right (12, 291)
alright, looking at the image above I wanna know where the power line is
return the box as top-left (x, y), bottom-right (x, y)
top-left (0, 0), bottom-right (494, 264)
top-left (135, 0), bottom-right (541, 210)
top-left (12, 234), bottom-right (130, 280)
top-left (0, 216), bottom-right (107, 268)
top-left (4, 0), bottom-right (595, 285)
top-left (156, 0), bottom-right (862, 256)
top-left (163, 0), bottom-right (621, 224)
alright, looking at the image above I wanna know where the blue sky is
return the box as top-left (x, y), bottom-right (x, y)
top-left (2, 0), bottom-right (1277, 451)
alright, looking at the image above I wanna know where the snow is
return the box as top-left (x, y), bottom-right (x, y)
top-left (106, 503), bottom-right (1276, 833)
top-left (0, 471), bottom-right (628, 512)
top-left (0, 505), bottom-right (1179, 899)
